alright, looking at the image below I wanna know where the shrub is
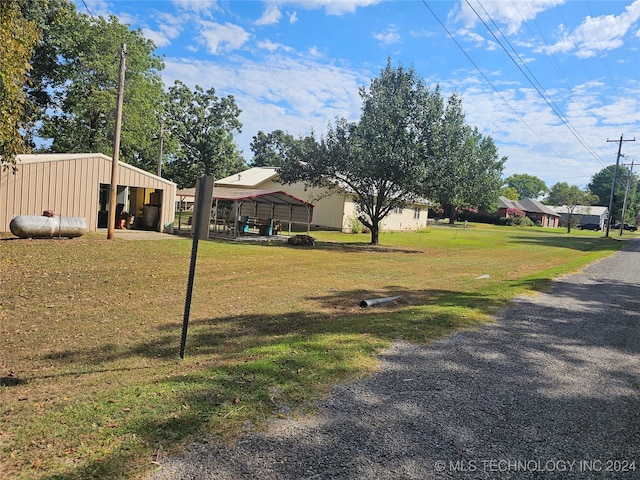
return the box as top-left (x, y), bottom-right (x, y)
top-left (346, 215), bottom-right (363, 234)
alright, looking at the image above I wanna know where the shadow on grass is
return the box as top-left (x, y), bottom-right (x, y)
top-left (251, 240), bottom-right (426, 255)
top-left (509, 234), bottom-right (628, 252)
top-left (36, 271), bottom-right (640, 480)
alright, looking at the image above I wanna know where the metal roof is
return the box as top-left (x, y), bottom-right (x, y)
top-left (498, 196), bottom-right (560, 216)
top-left (176, 186), bottom-right (314, 208)
top-left (215, 167), bottom-right (279, 188)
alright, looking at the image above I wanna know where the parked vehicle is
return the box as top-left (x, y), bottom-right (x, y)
top-left (613, 222), bottom-right (637, 232)
top-left (577, 223), bottom-right (601, 231)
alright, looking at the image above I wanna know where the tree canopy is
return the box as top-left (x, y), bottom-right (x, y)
top-left (588, 164), bottom-right (639, 224)
top-left (163, 80), bottom-right (245, 188)
top-left (250, 130), bottom-right (296, 167)
top-left (280, 60), bottom-right (505, 244)
top-left (500, 186), bottom-right (519, 201)
top-left (35, 10), bottom-right (166, 171)
top-left (504, 173), bottom-right (548, 199)
top-left (423, 92), bottom-right (505, 222)
top-left (0, 0), bottom-right (40, 170)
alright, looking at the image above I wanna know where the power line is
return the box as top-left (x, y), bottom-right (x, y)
top-left (81, 0), bottom-right (95, 19)
top-left (420, 0), bottom-right (596, 180)
top-left (517, 0), bottom-right (606, 152)
top-left (466, 0), bottom-right (606, 168)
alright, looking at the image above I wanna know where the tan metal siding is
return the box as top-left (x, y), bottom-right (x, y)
top-left (1, 154), bottom-right (176, 233)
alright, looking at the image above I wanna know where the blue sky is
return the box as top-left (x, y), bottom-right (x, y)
top-left (80, 0), bottom-right (640, 189)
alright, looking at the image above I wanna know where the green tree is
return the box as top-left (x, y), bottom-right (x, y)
top-left (500, 186), bottom-right (519, 201)
top-left (250, 130), bottom-right (296, 167)
top-left (588, 164), bottom-right (638, 224)
top-left (504, 173), bottom-right (548, 199)
top-left (0, 0), bottom-right (40, 171)
top-left (423, 93), bottom-right (506, 223)
top-left (546, 182), bottom-right (598, 233)
top-left (19, 0), bottom-right (76, 147)
top-left (163, 80), bottom-right (245, 188)
top-left (34, 10), bottom-right (165, 171)
top-left (280, 61), bottom-right (430, 244)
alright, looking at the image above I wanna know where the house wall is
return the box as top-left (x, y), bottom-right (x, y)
top-left (258, 179), bottom-right (348, 230)
top-left (0, 154), bottom-right (176, 233)
top-left (260, 179), bottom-right (430, 232)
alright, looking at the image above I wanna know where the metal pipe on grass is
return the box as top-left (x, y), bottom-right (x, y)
top-left (359, 296), bottom-right (401, 308)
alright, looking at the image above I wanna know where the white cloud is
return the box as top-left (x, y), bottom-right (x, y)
top-left (454, 0), bottom-right (565, 36)
top-left (256, 4), bottom-right (282, 25)
top-left (142, 13), bottom-right (183, 48)
top-left (455, 80), bottom-right (619, 187)
top-left (373, 25), bottom-right (401, 45)
top-left (161, 55), bottom-right (369, 157)
top-left (257, 39), bottom-right (293, 53)
top-left (545, 0), bottom-right (640, 58)
top-left (143, 28), bottom-right (172, 47)
top-left (171, 0), bottom-right (218, 17)
top-left (198, 21), bottom-right (251, 54)
top-left (273, 0), bottom-right (381, 16)
top-left (289, 11), bottom-right (298, 24)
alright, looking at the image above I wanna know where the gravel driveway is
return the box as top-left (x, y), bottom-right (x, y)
top-left (151, 239), bottom-right (640, 479)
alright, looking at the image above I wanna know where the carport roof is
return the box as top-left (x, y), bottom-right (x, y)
top-left (176, 186), bottom-right (314, 209)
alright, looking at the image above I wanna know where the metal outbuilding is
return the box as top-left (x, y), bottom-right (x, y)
top-left (0, 153), bottom-right (177, 233)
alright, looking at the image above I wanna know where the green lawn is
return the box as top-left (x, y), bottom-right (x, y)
top-left (0, 223), bottom-right (628, 479)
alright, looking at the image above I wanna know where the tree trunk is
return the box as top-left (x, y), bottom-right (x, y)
top-left (448, 204), bottom-right (456, 224)
top-left (370, 220), bottom-right (379, 245)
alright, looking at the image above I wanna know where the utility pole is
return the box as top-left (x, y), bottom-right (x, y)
top-left (619, 160), bottom-right (634, 237)
top-left (157, 121), bottom-right (163, 177)
top-left (605, 134), bottom-right (635, 237)
top-left (107, 44), bottom-right (127, 240)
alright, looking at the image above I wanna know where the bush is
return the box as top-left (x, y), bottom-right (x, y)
top-left (506, 215), bottom-right (536, 227)
top-left (346, 215), bottom-right (363, 234)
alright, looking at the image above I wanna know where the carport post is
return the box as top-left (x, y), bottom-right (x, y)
top-left (180, 175), bottom-right (214, 359)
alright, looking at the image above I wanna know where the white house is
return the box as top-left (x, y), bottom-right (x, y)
top-left (212, 167), bottom-right (432, 232)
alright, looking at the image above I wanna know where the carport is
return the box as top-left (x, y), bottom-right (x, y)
top-left (176, 186), bottom-right (314, 237)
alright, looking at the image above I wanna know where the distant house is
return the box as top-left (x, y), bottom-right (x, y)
top-left (551, 205), bottom-right (608, 230)
top-left (211, 167), bottom-right (432, 232)
top-left (497, 196), bottom-right (560, 228)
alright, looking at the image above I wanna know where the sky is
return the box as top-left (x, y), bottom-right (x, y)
top-left (79, 0), bottom-right (640, 189)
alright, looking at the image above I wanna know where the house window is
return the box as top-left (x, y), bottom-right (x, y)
top-left (394, 207), bottom-right (403, 214)
top-left (413, 208), bottom-right (421, 219)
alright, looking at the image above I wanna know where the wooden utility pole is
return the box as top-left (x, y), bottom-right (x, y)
top-left (605, 134), bottom-right (635, 237)
top-left (107, 44), bottom-right (127, 240)
top-left (619, 160), bottom-right (634, 237)
top-left (157, 121), bottom-right (164, 177)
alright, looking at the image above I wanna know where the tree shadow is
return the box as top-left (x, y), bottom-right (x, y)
top-left (141, 269), bottom-right (640, 480)
top-left (510, 234), bottom-right (627, 252)
top-left (36, 272), bottom-right (640, 479)
top-left (249, 239), bottom-right (426, 255)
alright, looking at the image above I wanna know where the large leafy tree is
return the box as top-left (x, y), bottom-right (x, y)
top-left (281, 61), bottom-right (505, 243)
top-left (163, 80), bottom-right (245, 188)
top-left (34, 8), bottom-right (165, 171)
top-left (0, 0), bottom-right (40, 171)
top-left (280, 61), bottom-right (436, 244)
top-left (545, 182), bottom-right (598, 233)
top-left (250, 130), bottom-right (296, 167)
top-left (588, 164), bottom-right (639, 224)
top-left (500, 186), bottom-right (519, 201)
top-left (423, 93), bottom-right (506, 223)
top-left (504, 173), bottom-right (548, 199)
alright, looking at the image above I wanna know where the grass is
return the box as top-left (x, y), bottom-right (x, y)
top-left (0, 223), bottom-right (628, 479)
